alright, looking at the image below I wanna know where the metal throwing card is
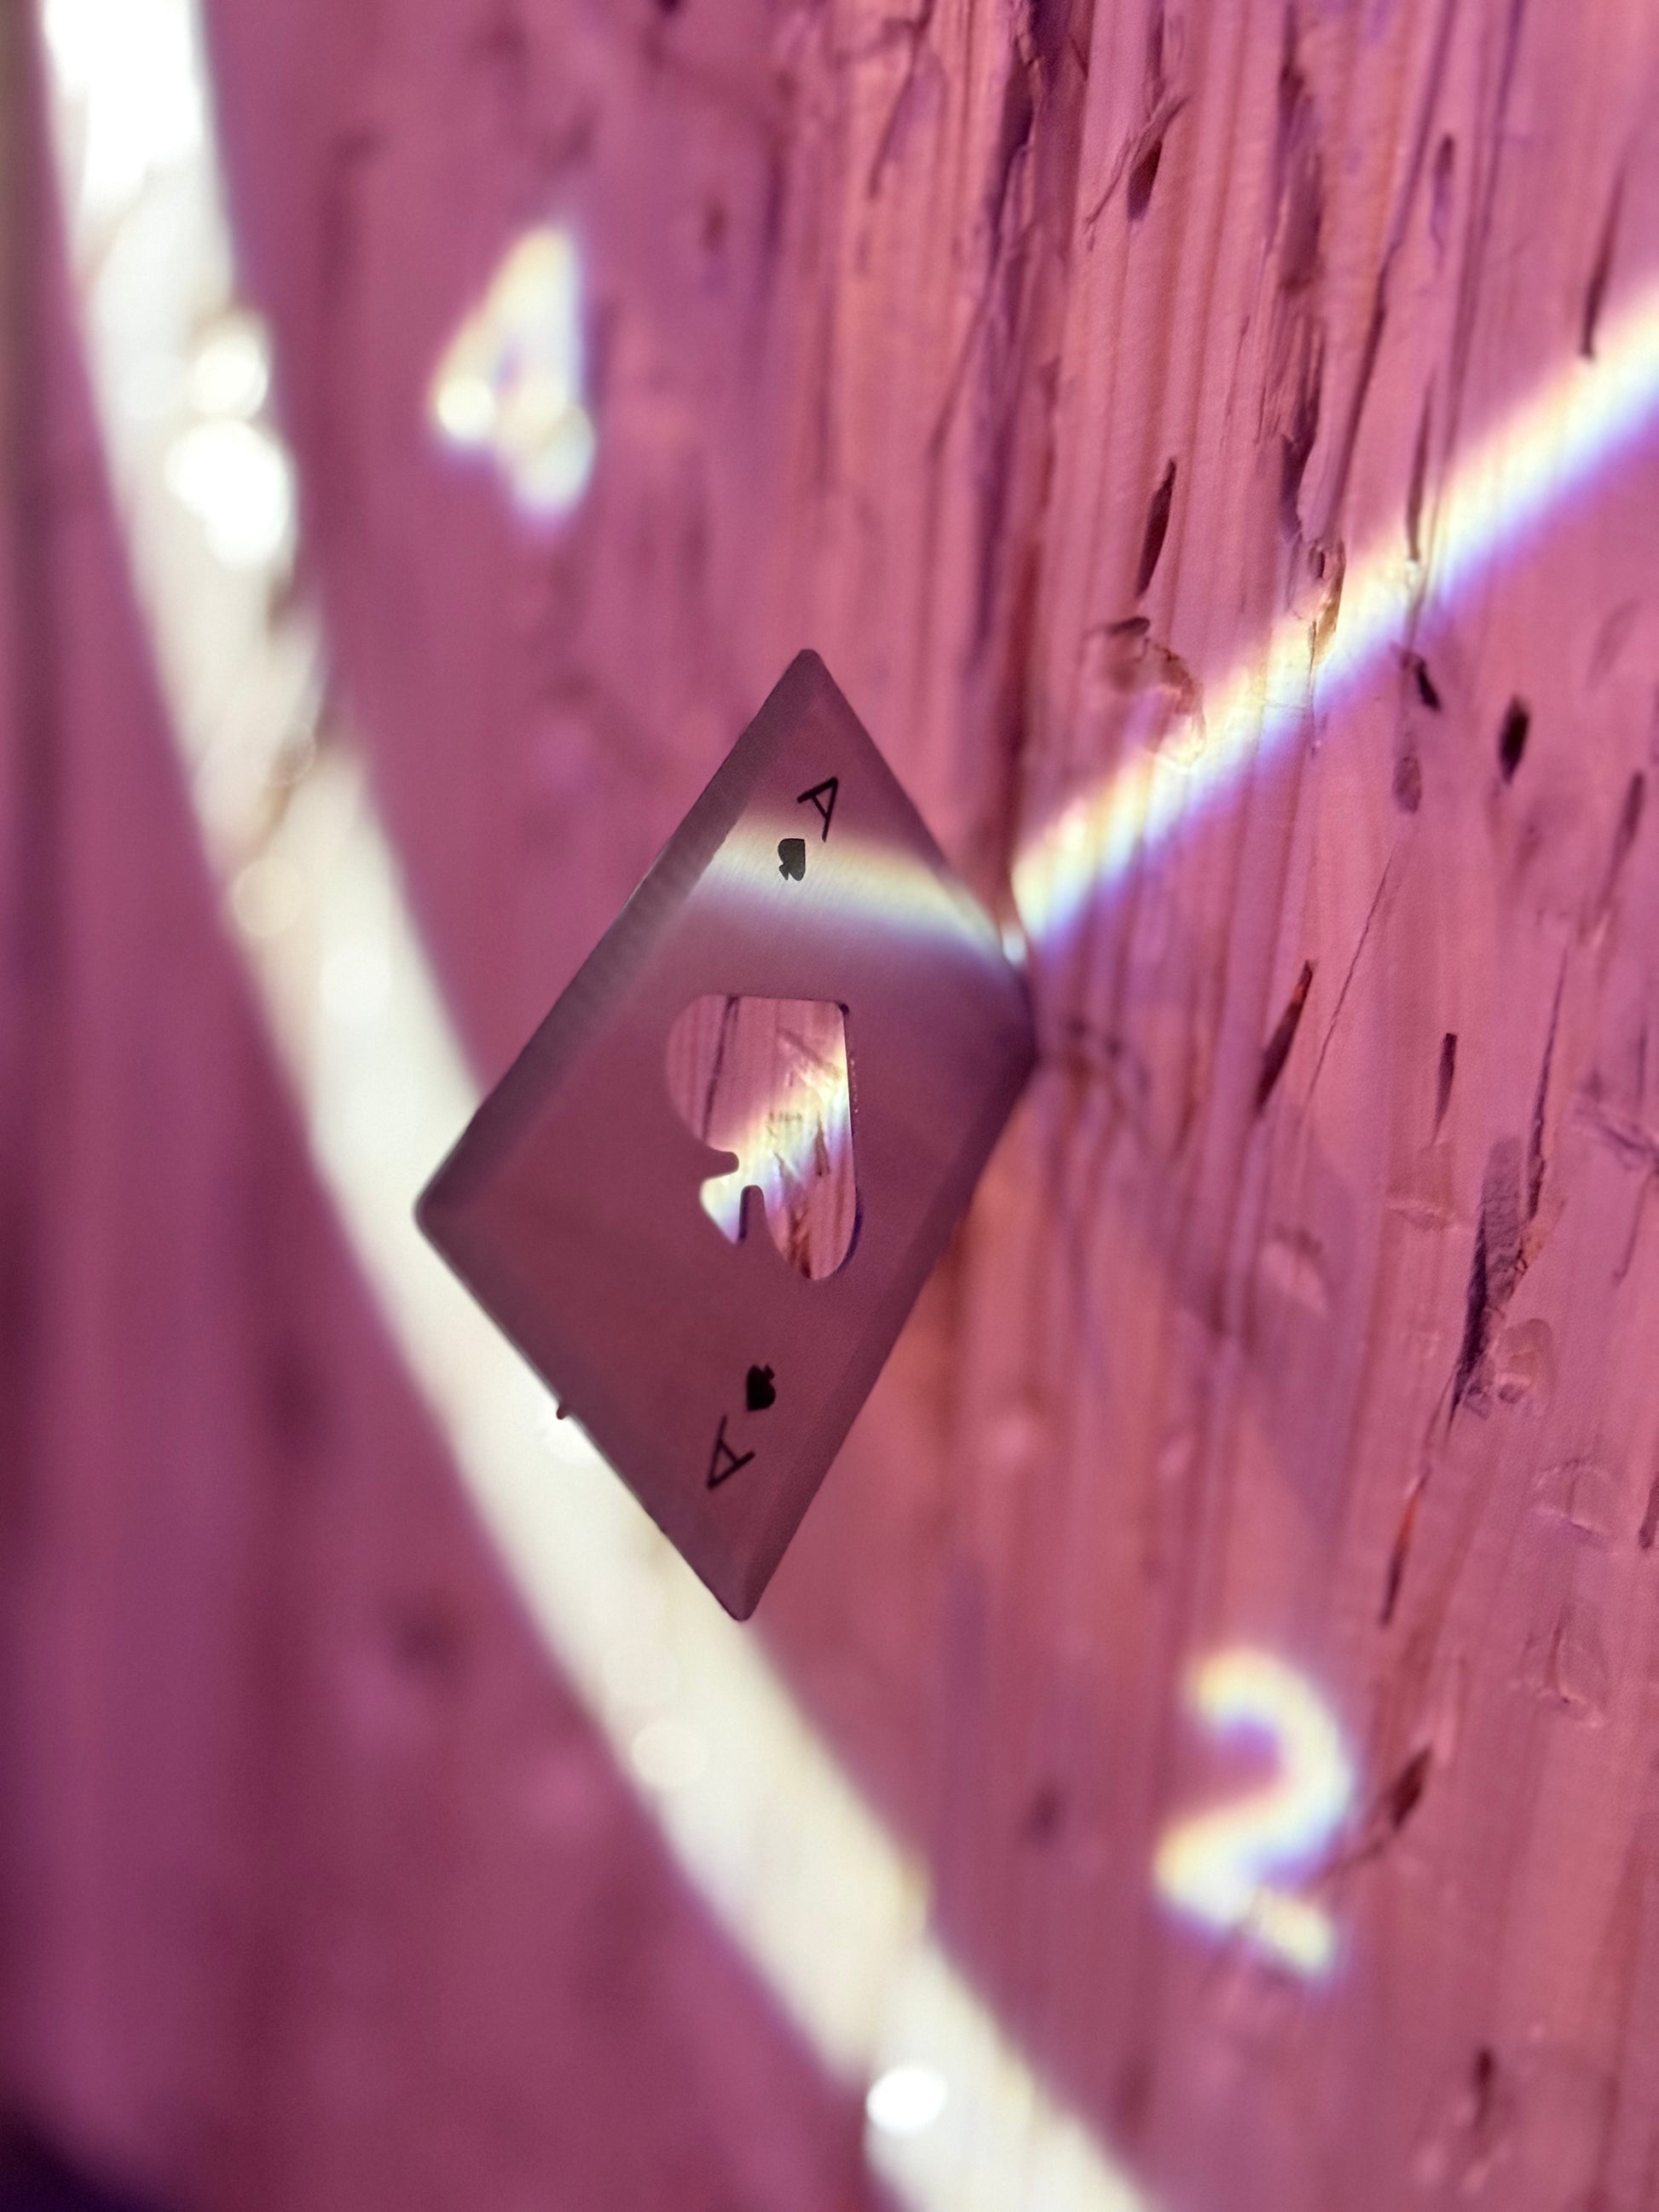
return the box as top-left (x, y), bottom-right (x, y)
top-left (417, 652), bottom-right (1036, 1617)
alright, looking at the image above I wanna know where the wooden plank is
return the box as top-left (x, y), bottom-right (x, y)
top-left (944, 6), bottom-right (1659, 2206)
top-left (0, 37), bottom-right (878, 2211)
top-left (18, 0), bottom-right (1659, 2205)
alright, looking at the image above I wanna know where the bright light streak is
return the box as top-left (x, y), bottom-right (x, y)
top-left (627, 1717), bottom-right (710, 1793)
top-left (700, 817), bottom-right (1012, 950)
top-left (41, 0), bottom-right (203, 217)
top-left (1011, 281), bottom-right (1659, 954)
top-left (867, 2064), bottom-right (950, 2137)
top-left (39, 13), bottom-right (1153, 2212)
top-left (428, 225), bottom-right (598, 519)
top-left (228, 852), bottom-right (304, 940)
top-left (165, 417), bottom-right (294, 569)
top-left (188, 315), bottom-right (272, 419)
top-left (1153, 1649), bottom-right (1353, 1979)
top-left (278, 760), bottom-right (1151, 2212)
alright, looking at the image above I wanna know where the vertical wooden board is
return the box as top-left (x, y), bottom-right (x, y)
top-left (0, 71), bottom-right (882, 2212)
top-left (945, 4), bottom-right (1659, 2209)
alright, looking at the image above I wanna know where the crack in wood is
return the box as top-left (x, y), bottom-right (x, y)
top-left (1256, 960), bottom-right (1315, 1113)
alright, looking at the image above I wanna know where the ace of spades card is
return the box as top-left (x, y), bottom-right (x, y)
top-left (417, 652), bottom-right (1036, 1618)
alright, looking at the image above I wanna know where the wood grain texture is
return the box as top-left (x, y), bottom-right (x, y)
top-left (12, 0), bottom-right (1659, 2207)
top-left (199, 0), bottom-right (1659, 2199)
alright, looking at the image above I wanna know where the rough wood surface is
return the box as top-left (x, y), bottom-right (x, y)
top-left (10, 0), bottom-right (1659, 2208)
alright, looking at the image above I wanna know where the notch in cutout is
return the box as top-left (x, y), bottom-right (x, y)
top-left (665, 996), bottom-right (858, 1280)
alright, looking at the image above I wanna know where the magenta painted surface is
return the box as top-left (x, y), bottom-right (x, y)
top-left (16, 0), bottom-right (1659, 2203)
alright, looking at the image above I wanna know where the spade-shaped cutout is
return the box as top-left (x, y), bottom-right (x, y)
top-left (665, 996), bottom-right (857, 1280)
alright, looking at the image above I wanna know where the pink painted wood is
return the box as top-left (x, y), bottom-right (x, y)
top-left (11, 0), bottom-right (1659, 2205)
top-left (0, 37), bottom-right (876, 2210)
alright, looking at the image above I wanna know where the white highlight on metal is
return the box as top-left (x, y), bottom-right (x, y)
top-left (429, 225), bottom-right (598, 519)
top-left (1153, 1649), bottom-right (1354, 1980)
top-left (40, 10), bottom-right (1149, 2212)
top-left (1011, 278), bottom-right (1659, 952)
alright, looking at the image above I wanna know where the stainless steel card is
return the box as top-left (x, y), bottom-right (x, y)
top-left (417, 652), bottom-right (1035, 1617)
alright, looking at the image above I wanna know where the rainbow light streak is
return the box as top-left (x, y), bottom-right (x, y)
top-left (1012, 280), bottom-right (1659, 956)
top-left (702, 821), bottom-right (1013, 953)
top-left (1153, 1649), bottom-right (1354, 1980)
top-left (429, 224), bottom-right (598, 520)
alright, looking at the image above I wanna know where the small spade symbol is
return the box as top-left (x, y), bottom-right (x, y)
top-left (746, 1363), bottom-right (777, 1412)
top-left (777, 837), bottom-right (806, 881)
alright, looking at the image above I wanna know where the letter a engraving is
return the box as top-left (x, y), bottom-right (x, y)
top-left (796, 777), bottom-right (839, 841)
top-left (706, 1413), bottom-right (757, 1490)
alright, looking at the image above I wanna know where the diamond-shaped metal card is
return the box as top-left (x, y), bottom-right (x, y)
top-left (418, 652), bottom-right (1035, 1617)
